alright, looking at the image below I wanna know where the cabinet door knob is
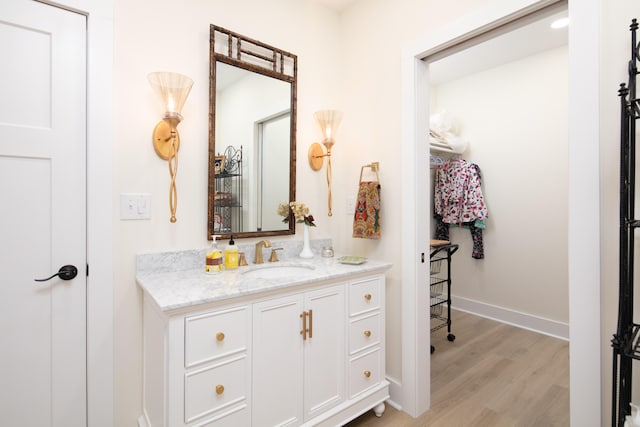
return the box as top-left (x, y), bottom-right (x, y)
top-left (364, 330), bottom-right (372, 337)
top-left (215, 384), bottom-right (225, 395)
top-left (216, 332), bottom-right (225, 341)
top-left (364, 370), bottom-right (371, 378)
top-left (364, 293), bottom-right (372, 301)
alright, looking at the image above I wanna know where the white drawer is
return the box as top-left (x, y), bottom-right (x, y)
top-left (191, 403), bottom-right (249, 427)
top-left (184, 354), bottom-right (248, 424)
top-left (349, 313), bottom-right (380, 355)
top-left (348, 277), bottom-right (381, 316)
top-left (349, 348), bottom-right (381, 399)
top-left (185, 306), bottom-right (248, 367)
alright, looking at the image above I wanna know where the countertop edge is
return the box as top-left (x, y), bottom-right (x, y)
top-left (137, 259), bottom-right (392, 313)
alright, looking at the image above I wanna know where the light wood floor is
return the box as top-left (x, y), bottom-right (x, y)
top-left (345, 310), bottom-right (569, 427)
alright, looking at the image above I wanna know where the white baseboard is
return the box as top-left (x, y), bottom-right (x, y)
top-left (385, 375), bottom-right (402, 411)
top-left (451, 296), bottom-right (569, 341)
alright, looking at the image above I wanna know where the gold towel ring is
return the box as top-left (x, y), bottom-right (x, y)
top-left (360, 162), bottom-right (380, 183)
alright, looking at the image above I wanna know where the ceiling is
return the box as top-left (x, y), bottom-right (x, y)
top-left (315, 0), bottom-right (358, 11)
top-left (427, 5), bottom-right (569, 85)
top-left (314, 0), bottom-right (568, 86)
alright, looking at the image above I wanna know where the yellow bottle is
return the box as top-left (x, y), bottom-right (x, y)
top-left (223, 235), bottom-right (239, 269)
top-left (205, 235), bottom-right (223, 274)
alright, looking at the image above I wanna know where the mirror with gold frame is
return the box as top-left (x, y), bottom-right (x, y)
top-left (208, 25), bottom-right (297, 239)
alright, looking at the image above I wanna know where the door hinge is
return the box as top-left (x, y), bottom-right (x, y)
top-left (421, 253), bottom-right (425, 263)
top-left (86, 263), bottom-right (89, 277)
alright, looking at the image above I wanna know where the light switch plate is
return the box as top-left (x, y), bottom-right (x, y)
top-left (346, 196), bottom-right (356, 216)
top-left (120, 193), bottom-right (151, 220)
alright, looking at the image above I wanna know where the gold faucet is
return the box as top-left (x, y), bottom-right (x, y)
top-left (254, 240), bottom-right (272, 264)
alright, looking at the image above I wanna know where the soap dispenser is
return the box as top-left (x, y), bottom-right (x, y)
top-left (205, 235), bottom-right (223, 274)
top-left (224, 235), bottom-right (239, 269)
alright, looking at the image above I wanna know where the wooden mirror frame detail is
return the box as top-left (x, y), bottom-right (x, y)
top-left (208, 24), bottom-right (297, 240)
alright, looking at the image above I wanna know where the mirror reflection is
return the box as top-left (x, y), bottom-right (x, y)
top-left (208, 25), bottom-right (297, 239)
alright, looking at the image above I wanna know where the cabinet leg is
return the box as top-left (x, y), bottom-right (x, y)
top-left (373, 402), bottom-right (386, 417)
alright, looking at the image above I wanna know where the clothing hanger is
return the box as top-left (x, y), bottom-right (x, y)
top-left (430, 154), bottom-right (446, 169)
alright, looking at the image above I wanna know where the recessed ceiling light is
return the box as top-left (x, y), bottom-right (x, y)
top-left (551, 17), bottom-right (569, 29)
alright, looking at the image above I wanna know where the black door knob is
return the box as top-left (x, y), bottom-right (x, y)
top-left (35, 265), bottom-right (78, 282)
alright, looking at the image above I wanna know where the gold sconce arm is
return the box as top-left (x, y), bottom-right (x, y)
top-left (152, 116), bottom-right (181, 223)
top-left (308, 141), bottom-right (334, 216)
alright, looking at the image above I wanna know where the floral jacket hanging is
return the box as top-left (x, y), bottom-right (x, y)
top-left (433, 159), bottom-right (488, 258)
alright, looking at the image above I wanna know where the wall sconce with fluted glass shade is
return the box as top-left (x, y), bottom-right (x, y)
top-left (308, 110), bottom-right (343, 216)
top-left (148, 71), bottom-right (194, 223)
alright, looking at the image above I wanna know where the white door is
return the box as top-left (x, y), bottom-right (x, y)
top-left (0, 1), bottom-right (87, 426)
top-left (259, 112), bottom-right (290, 231)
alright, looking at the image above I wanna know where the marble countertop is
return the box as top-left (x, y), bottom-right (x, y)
top-left (137, 247), bottom-right (392, 312)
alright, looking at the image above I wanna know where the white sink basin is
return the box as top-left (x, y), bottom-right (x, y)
top-left (241, 263), bottom-right (316, 279)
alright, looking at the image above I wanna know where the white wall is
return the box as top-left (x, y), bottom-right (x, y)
top-left (113, 1), bottom-right (342, 424)
top-left (431, 45), bottom-right (569, 331)
top-left (337, 0), bottom-right (496, 389)
top-left (111, 0), bottom-right (640, 424)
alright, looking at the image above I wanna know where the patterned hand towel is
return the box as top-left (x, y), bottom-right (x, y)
top-left (353, 182), bottom-right (381, 239)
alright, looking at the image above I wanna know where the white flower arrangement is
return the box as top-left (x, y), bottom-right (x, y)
top-left (277, 201), bottom-right (316, 226)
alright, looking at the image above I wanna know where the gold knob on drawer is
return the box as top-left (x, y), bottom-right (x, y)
top-left (216, 332), bottom-right (225, 342)
top-left (364, 330), bottom-right (372, 337)
top-left (364, 293), bottom-right (372, 301)
top-left (364, 370), bottom-right (371, 378)
top-left (215, 384), bottom-right (224, 395)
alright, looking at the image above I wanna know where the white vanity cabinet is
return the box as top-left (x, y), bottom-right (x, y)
top-left (137, 254), bottom-right (391, 427)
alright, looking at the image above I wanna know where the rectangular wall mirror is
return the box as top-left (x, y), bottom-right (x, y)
top-left (208, 25), bottom-right (297, 239)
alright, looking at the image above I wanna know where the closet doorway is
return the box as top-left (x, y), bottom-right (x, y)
top-left (426, 0), bottom-right (568, 410)
top-left (427, 6), bottom-right (569, 343)
top-left (400, 0), bottom-right (601, 424)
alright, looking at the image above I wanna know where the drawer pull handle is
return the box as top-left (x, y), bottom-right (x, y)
top-left (364, 370), bottom-right (371, 378)
top-left (364, 330), bottom-right (372, 337)
top-left (216, 384), bottom-right (225, 395)
top-left (364, 293), bottom-right (372, 301)
top-left (216, 332), bottom-right (225, 342)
